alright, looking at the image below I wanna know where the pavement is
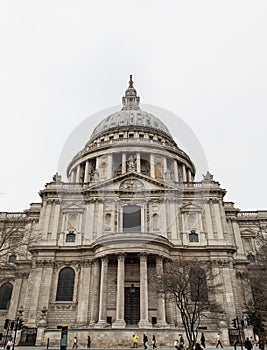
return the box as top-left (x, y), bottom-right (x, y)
top-left (12, 347), bottom-right (243, 350)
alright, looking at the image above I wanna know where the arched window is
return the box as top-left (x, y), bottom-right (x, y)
top-left (105, 213), bottom-right (111, 226)
top-left (247, 253), bottom-right (255, 262)
top-left (8, 254), bottom-right (17, 262)
top-left (152, 213), bottom-right (159, 230)
top-left (123, 205), bottom-right (141, 232)
top-left (189, 230), bottom-right (199, 242)
top-left (56, 267), bottom-right (75, 301)
top-left (66, 231), bottom-right (76, 243)
top-left (0, 282), bottom-right (13, 309)
top-left (189, 267), bottom-right (208, 302)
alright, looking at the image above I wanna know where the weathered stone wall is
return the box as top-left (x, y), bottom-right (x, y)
top-left (43, 328), bottom-right (229, 348)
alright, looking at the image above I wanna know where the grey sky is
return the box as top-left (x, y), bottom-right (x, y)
top-left (0, 0), bottom-right (266, 211)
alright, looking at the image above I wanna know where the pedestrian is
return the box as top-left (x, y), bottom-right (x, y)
top-left (234, 340), bottom-right (238, 350)
top-left (200, 333), bottom-right (206, 349)
top-left (143, 334), bottom-right (148, 349)
top-left (152, 335), bottom-right (157, 349)
top-left (87, 335), bottom-right (91, 349)
top-left (72, 336), bottom-right (78, 349)
top-left (133, 334), bottom-right (139, 348)
top-left (216, 333), bottom-right (223, 348)
top-left (245, 338), bottom-right (253, 350)
top-left (174, 339), bottom-right (179, 350)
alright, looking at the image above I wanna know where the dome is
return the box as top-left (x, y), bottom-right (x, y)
top-left (88, 75), bottom-right (173, 143)
top-left (89, 109), bottom-right (172, 142)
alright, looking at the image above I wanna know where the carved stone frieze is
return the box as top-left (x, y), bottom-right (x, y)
top-left (50, 303), bottom-right (77, 311)
top-left (36, 260), bottom-right (55, 268)
top-left (120, 178), bottom-right (144, 191)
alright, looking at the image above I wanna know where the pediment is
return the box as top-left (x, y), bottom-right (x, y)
top-left (240, 229), bottom-right (256, 237)
top-left (88, 172), bottom-right (176, 192)
top-left (180, 202), bottom-right (203, 213)
top-left (62, 203), bottom-right (85, 212)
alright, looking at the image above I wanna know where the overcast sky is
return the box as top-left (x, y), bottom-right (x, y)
top-left (0, 0), bottom-right (266, 211)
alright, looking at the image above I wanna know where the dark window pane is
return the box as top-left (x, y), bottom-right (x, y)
top-left (0, 282), bottom-right (13, 309)
top-left (9, 254), bottom-right (17, 262)
top-left (189, 231), bottom-right (199, 242)
top-left (56, 267), bottom-right (75, 301)
top-left (66, 233), bottom-right (76, 242)
top-left (123, 205), bottom-right (141, 232)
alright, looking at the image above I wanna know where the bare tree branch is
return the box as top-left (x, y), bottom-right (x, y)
top-left (154, 259), bottom-right (223, 350)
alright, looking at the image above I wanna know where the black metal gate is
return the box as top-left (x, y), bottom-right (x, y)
top-left (124, 286), bottom-right (140, 325)
top-left (19, 327), bottom-right (37, 345)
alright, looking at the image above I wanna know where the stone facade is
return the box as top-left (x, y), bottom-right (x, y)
top-left (0, 76), bottom-right (266, 347)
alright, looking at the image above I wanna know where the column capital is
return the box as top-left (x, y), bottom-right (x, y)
top-left (100, 256), bottom-right (109, 264)
top-left (92, 258), bottom-right (101, 267)
top-left (139, 252), bottom-right (147, 260)
top-left (117, 253), bottom-right (126, 261)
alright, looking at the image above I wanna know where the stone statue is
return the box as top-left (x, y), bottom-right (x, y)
top-left (52, 172), bottom-right (62, 182)
top-left (127, 156), bottom-right (136, 171)
top-left (202, 171), bottom-right (214, 182)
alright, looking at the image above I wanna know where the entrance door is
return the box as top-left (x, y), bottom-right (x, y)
top-left (124, 285), bottom-right (140, 325)
top-left (19, 327), bottom-right (37, 345)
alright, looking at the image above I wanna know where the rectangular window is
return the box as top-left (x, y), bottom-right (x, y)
top-left (123, 205), bottom-right (141, 232)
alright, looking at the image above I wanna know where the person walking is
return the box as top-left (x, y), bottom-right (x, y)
top-left (216, 333), bottom-right (223, 348)
top-left (87, 335), bottom-right (91, 349)
top-left (245, 338), bottom-right (253, 350)
top-left (152, 334), bottom-right (157, 349)
top-left (174, 339), bottom-right (179, 350)
top-left (133, 334), bottom-right (139, 348)
top-left (200, 333), bottom-right (206, 349)
top-left (72, 336), bottom-right (78, 349)
top-left (143, 334), bottom-right (148, 349)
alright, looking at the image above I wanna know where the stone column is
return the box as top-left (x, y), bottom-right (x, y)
top-left (96, 257), bottom-right (108, 327)
top-left (204, 201), bottom-right (214, 239)
top-left (75, 165), bottom-right (80, 183)
top-left (25, 265), bottom-right (43, 325)
top-left (43, 200), bottom-right (52, 236)
top-left (51, 200), bottom-right (60, 240)
top-left (173, 160), bottom-right (179, 182)
top-left (138, 254), bottom-right (151, 328)
top-left (156, 256), bottom-right (168, 327)
top-left (113, 254), bottom-right (126, 328)
top-left (214, 201), bottom-right (224, 239)
top-left (8, 278), bottom-right (23, 320)
top-left (182, 165), bottom-right (187, 182)
top-left (71, 170), bottom-right (76, 182)
top-left (107, 154), bottom-right (113, 178)
top-left (165, 293), bottom-right (176, 327)
top-left (122, 153), bottom-right (126, 174)
top-left (89, 259), bottom-right (101, 326)
top-left (163, 157), bottom-right (167, 177)
top-left (95, 157), bottom-right (99, 175)
top-left (187, 169), bottom-right (192, 182)
top-left (77, 261), bottom-right (92, 325)
top-left (84, 161), bottom-right (89, 182)
top-left (150, 154), bottom-right (155, 178)
top-left (136, 152), bottom-right (141, 173)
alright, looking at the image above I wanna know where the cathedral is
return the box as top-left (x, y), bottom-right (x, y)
top-left (0, 76), bottom-right (266, 348)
